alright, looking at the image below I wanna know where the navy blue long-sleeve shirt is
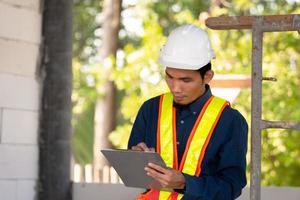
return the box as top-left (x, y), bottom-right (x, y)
top-left (128, 85), bottom-right (248, 200)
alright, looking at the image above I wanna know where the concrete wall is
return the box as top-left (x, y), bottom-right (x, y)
top-left (0, 0), bottom-right (42, 200)
top-left (73, 184), bottom-right (300, 200)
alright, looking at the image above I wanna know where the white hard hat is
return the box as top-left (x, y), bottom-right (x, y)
top-left (158, 24), bottom-right (215, 70)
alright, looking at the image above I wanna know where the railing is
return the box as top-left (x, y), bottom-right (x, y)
top-left (73, 164), bottom-right (122, 184)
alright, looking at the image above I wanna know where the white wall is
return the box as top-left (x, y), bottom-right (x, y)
top-left (0, 0), bottom-right (42, 200)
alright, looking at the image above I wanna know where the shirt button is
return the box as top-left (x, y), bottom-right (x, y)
top-left (193, 112), bottom-right (196, 115)
top-left (177, 142), bottom-right (180, 145)
top-left (180, 120), bottom-right (184, 124)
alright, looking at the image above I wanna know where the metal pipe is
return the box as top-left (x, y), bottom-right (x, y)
top-left (251, 16), bottom-right (264, 200)
top-left (262, 77), bottom-right (277, 82)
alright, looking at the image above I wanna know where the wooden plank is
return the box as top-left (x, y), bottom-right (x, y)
top-left (205, 14), bottom-right (300, 31)
top-left (206, 15), bottom-right (253, 30)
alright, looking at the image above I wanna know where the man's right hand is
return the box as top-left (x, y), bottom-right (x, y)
top-left (131, 142), bottom-right (155, 152)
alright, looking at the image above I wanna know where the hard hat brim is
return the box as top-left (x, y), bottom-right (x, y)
top-left (158, 53), bottom-right (214, 70)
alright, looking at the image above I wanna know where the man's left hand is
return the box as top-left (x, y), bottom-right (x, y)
top-left (145, 163), bottom-right (185, 189)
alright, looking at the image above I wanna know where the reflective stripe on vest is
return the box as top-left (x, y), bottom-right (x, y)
top-left (157, 93), bottom-right (177, 169)
top-left (137, 93), bottom-right (228, 200)
top-left (179, 95), bottom-right (229, 176)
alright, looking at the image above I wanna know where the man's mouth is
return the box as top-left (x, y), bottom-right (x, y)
top-left (174, 96), bottom-right (185, 101)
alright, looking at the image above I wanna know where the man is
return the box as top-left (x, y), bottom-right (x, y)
top-left (128, 24), bottom-right (248, 200)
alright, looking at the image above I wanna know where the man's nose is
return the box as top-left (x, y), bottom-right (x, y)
top-left (171, 80), bottom-right (181, 93)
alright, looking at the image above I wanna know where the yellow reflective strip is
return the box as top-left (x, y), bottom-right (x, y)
top-left (158, 191), bottom-right (183, 200)
top-left (182, 97), bottom-right (226, 175)
top-left (177, 193), bottom-right (183, 199)
top-left (159, 191), bottom-right (172, 200)
top-left (160, 93), bottom-right (174, 168)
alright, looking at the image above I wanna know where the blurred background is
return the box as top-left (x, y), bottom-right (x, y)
top-left (72, 0), bottom-right (300, 187)
top-left (0, 0), bottom-right (299, 200)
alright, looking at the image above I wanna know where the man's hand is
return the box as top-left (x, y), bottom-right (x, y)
top-left (145, 163), bottom-right (186, 189)
top-left (131, 142), bottom-right (155, 152)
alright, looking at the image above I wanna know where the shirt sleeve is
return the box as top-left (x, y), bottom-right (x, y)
top-left (182, 110), bottom-right (248, 200)
top-left (127, 102), bottom-right (148, 149)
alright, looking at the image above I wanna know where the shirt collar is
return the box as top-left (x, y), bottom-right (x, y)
top-left (173, 84), bottom-right (212, 113)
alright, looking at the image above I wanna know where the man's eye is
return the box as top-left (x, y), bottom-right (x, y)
top-left (182, 79), bottom-right (191, 83)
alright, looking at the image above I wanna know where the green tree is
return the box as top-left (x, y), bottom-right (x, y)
top-left (72, 0), bottom-right (103, 165)
top-left (73, 0), bottom-right (103, 63)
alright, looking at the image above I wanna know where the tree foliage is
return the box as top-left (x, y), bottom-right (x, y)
top-left (73, 0), bottom-right (103, 63)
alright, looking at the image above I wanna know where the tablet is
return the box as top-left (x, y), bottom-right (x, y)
top-left (101, 149), bottom-right (167, 189)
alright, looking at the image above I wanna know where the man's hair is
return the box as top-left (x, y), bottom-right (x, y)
top-left (197, 62), bottom-right (211, 79)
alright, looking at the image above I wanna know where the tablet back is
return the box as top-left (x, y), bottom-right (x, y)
top-left (101, 149), bottom-right (166, 189)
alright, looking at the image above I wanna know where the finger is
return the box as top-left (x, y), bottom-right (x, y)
top-left (131, 146), bottom-right (143, 151)
top-left (148, 163), bottom-right (168, 174)
top-left (145, 166), bottom-right (166, 179)
top-left (137, 142), bottom-right (151, 152)
top-left (145, 167), bottom-right (169, 187)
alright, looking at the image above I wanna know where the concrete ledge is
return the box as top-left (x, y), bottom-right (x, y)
top-left (73, 183), bottom-right (300, 200)
top-left (73, 183), bottom-right (144, 200)
top-left (238, 186), bottom-right (300, 200)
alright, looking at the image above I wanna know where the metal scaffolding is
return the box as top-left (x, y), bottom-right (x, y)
top-left (205, 14), bottom-right (300, 200)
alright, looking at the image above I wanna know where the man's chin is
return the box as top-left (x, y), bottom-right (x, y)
top-left (174, 99), bottom-right (189, 106)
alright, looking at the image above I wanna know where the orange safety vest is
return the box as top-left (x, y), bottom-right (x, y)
top-left (137, 93), bottom-right (229, 200)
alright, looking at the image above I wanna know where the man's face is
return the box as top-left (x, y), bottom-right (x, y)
top-left (165, 67), bottom-right (208, 105)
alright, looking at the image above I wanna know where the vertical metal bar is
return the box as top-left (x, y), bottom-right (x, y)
top-left (251, 17), bottom-right (263, 200)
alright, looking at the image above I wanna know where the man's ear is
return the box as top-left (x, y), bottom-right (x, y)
top-left (204, 70), bottom-right (214, 84)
